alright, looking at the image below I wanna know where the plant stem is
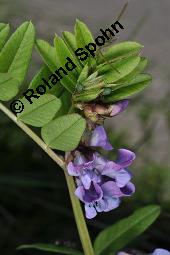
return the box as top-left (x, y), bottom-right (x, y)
top-left (0, 102), bottom-right (95, 255)
top-left (64, 172), bottom-right (95, 255)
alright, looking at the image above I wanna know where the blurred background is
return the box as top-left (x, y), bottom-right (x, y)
top-left (0, 0), bottom-right (170, 254)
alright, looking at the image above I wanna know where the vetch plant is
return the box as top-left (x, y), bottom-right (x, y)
top-left (0, 5), bottom-right (163, 255)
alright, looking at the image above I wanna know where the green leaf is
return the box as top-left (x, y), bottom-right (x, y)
top-left (77, 64), bottom-right (89, 84)
top-left (116, 57), bottom-right (148, 85)
top-left (103, 74), bottom-right (152, 102)
top-left (62, 31), bottom-right (78, 52)
top-left (75, 19), bottom-right (95, 65)
top-left (108, 57), bottom-right (148, 92)
top-left (0, 23), bottom-right (10, 51)
top-left (62, 31), bottom-right (83, 69)
top-left (0, 73), bottom-right (19, 101)
top-left (56, 90), bottom-right (72, 116)
top-left (37, 39), bottom-right (76, 93)
top-left (29, 65), bottom-right (64, 97)
top-left (18, 94), bottom-right (61, 127)
top-left (36, 39), bottom-right (58, 72)
top-left (41, 113), bottom-right (86, 151)
top-left (18, 243), bottom-right (83, 255)
top-left (73, 88), bottom-right (102, 102)
top-left (94, 205), bottom-right (161, 255)
top-left (97, 41), bottom-right (143, 64)
top-left (75, 19), bottom-right (94, 48)
top-left (29, 65), bottom-right (51, 90)
top-left (54, 35), bottom-right (81, 79)
top-left (99, 56), bottom-right (141, 83)
top-left (0, 21), bottom-right (35, 85)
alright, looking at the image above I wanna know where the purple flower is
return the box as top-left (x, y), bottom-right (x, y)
top-left (67, 148), bottom-right (136, 219)
top-left (75, 181), bottom-right (120, 219)
top-left (75, 182), bottom-right (103, 203)
top-left (67, 152), bottom-right (99, 189)
top-left (90, 126), bottom-right (113, 150)
top-left (152, 249), bottom-right (170, 255)
top-left (110, 100), bottom-right (129, 117)
top-left (98, 149), bottom-right (136, 188)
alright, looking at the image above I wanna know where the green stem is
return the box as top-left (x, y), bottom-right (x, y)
top-left (0, 102), bottom-right (95, 255)
top-left (64, 172), bottom-right (95, 255)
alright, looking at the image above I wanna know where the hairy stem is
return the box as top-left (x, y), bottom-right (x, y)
top-left (0, 102), bottom-right (94, 255)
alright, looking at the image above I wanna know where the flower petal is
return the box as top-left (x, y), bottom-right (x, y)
top-left (110, 99), bottom-right (129, 117)
top-left (90, 126), bottom-right (113, 151)
top-left (94, 152), bottom-right (108, 172)
top-left (101, 181), bottom-right (122, 197)
top-left (104, 197), bottom-right (120, 212)
top-left (102, 161), bottom-right (120, 177)
top-left (95, 199), bottom-right (107, 212)
top-left (85, 204), bottom-right (97, 219)
top-left (75, 186), bottom-right (85, 202)
top-left (77, 182), bottom-right (103, 203)
top-left (116, 149), bottom-right (136, 168)
top-left (90, 126), bottom-right (106, 146)
top-left (84, 182), bottom-right (103, 203)
top-left (83, 160), bottom-right (94, 170)
top-left (102, 140), bottom-right (113, 151)
top-left (74, 153), bottom-right (87, 165)
top-left (80, 173), bottom-right (92, 189)
top-left (67, 162), bottom-right (80, 176)
top-left (116, 169), bottom-right (131, 187)
top-left (120, 182), bottom-right (135, 196)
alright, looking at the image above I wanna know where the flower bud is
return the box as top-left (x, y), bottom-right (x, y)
top-left (75, 100), bottom-right (129, 123)
top-left (108, 99), bottom-right (129, 117)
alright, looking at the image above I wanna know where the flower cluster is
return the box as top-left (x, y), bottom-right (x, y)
top-left (67, 146), bottom-right (135, 219)
top-left (67, 99), bottom-right (136, 219)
